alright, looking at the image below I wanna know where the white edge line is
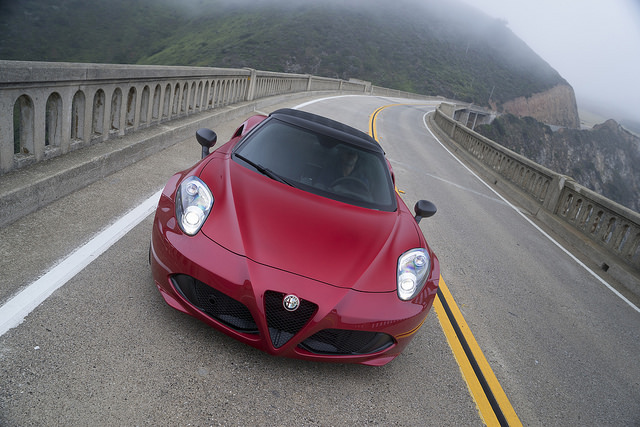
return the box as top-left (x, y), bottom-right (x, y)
top-left (0, 189), bottom-right (164, 337)
top-left (293, 95), bottom-right (353, 109)
top-left (422, 112), bottom-right (640, 314)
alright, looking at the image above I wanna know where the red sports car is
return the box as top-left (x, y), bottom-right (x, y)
top-left (150, 108), bottom-right (439, 366)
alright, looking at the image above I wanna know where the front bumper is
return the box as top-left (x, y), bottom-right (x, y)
top-left (150, 196), bottom-right (438, 366)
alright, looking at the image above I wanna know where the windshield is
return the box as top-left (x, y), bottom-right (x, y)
top-left (233, 118), bottom-right (397, 211)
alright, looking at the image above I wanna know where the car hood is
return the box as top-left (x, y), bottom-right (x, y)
top-left (199, 158), bottom-right (421, 292)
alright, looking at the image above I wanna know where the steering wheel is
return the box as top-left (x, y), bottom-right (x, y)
top-left (330, 176), bottom-right (369, 195)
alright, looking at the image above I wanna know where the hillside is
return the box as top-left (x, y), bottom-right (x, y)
top-left (0, 0), bottom-right (573, 120)
top-left (475, 115), bottom-right (640, 213)
top-left (3, 0), bottom-right (633, 212)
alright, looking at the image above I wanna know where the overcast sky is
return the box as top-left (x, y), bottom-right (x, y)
top-left (460, 0), bottom-right (640, 122)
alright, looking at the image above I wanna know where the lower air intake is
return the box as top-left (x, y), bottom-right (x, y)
top-left (299, 329), bottom-right (394, 355)
top-left (264, 291), bottom-right (317, 348)
top-left (171, 274), bottom-right (258, 334)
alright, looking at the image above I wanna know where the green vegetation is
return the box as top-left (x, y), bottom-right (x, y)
top-left (0, 0), bottom-right (567, 107)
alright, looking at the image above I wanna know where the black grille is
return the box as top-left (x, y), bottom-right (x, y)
top-left (264, 291), bottom-right (317, 348)
top-left (299, 329), bottom-right (394, 355)
top-left (171, 275), bottom-right (258, 334)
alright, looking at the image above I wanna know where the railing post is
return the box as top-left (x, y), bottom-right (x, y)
top-left (0, 93), bottom-right (13, 173)
top-left (33, 91), bottom-right (46, 161)
top-left (245, 69), bottom-right (257, 101)
top-left (60, 89), bottom-right (73, 154)
top-left (543, 174), bottom-right (569, 213)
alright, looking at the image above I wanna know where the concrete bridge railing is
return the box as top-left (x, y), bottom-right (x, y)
top-left (0, 61), bottom-right (433, 176)
top-left (0, 61), bottom-right (397, 175)
top-left (431, 103), bottom-right (640, 291)
top-left (0, 60), bottom-right (435, 229)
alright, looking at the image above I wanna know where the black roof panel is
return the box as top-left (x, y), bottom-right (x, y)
top-left (269, 108), bottom-right (384, 154)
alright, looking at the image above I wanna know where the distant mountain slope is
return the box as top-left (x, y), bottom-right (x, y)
top-left (0, 0), bottom-right (180, 64)
top-left (0, 0), bottom-right (574, 122)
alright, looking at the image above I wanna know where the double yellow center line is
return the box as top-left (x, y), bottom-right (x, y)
top-left (435, 279), bottom-right (521, 426)
top-left (370, 104), bottom-right (522, 427)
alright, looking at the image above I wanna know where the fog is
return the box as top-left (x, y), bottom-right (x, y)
top-left (165, 0), bottom-right (640, 122)
top-left (460, 0), bottom-right (640, 123)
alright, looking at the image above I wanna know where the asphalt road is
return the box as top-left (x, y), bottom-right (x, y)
top-left (1, 95), bottom-right (639, 426)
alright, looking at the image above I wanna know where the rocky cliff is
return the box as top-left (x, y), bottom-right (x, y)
top-left (496, 84), bottom-right (580, 129)
top-left (476, 115), bottom-right (640, 213)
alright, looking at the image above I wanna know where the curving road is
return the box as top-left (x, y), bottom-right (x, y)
top-left (1, 95), bottom-right (638, 426)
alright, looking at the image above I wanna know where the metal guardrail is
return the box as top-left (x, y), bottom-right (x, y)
top-left (433, 104), bottom-right (640, 276)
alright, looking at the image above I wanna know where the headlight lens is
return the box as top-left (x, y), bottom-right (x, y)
top-left (397, 248), bottom-right (431, 301)
top-left (175, 176), bottom-right (213, 236)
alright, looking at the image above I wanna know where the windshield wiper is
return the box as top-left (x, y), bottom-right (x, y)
top-left (234, 153), bottom-right (295, 187)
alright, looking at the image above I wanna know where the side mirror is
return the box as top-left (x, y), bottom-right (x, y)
top-left (414, 200), bottom-right (437, 224)
top-left (196, 128), bottom-right (217, 159)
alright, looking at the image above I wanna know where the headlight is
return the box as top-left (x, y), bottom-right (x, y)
top-left (397, 248), bottom-right (431, 301)
top-left (175, 176), bottom-right (213, 236)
